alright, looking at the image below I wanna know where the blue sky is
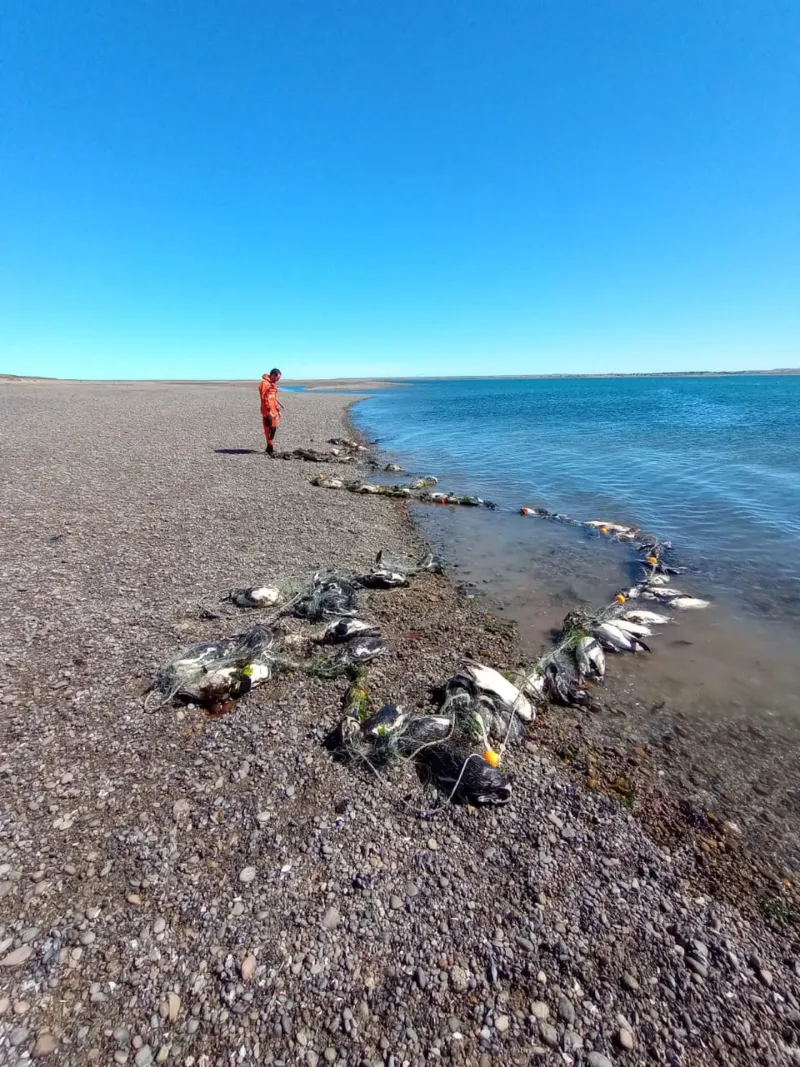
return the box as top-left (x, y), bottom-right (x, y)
top-left (2, 1), bottom-right (799, 379)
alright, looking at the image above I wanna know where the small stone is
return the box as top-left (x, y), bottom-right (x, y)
top-left (2, 947), bottom-right (32, 973)
top-left (306, 1052), bottom-right (319, 1067)
top-left (33, 1033), bottom-right (58, 1057)
top-left (322, 907), bottom-right (340, 930)
top-left (759, 969), bottom-right (774, 987)
top-left (564, 1031), bottom-right (584, 1054)
top-left (427, 838), bottom-right (439, 850)
top-left (588, 1054), bottom-right (614, 1067)
top-left (686, 957), bottom-right (708, 979)
top-left (241, 954), bottom-right (257, 982)
top-left (494, 1015), bottom-right (510, 1033)
top-left (621, 973), bottom-right (640, 992)
top-left (153, 918), bottom-right (166, 935)
top-left (239, 867), bottom-right (257, 884)
top-left (285, 784), bottom-right (296, 797)
top-left (324, 1050), bottom-right (337, 1063)
top-left (618, 1028), bottom-right (634, 1050)
top-left (127, 894), bottom-right (142, 906)
top-left (114, 1053), bottom-right (129, 1065)
top-left (390, 895), bottom-right (403, 910)
top-left (135, 1047), bottom-right (154, 1067)
top-left (479, 1055), bottom-right (491, 1067)
top-left (558, 997), bottom-right (576, 1024)
top-left (1, 945), bottom-right (32, 968)
top-left (156, 1046), bottom-right (170, 1064)
top-left (530, 1001), bottom-right (549, 1020)
top-left (10, 1027), bottom-right (30, 1048)
top-left (0, 996), bottom-right (9, 1015)
top-left (113, 1028), bottom-right (131, 1046)
top-left (166, 993), bottom-right (180, 1022)
top-left (80, 931), bottom-right (96, 946)
top-left (449, 965), bottom-right (469, 992)
top-left (172, 798), bottom-right (190, 818)
top-left (14, 1000), bottom-right (30, 1015)
top-left (415, 967), bottom-right (428, 990)
top-left (540, 1022), bottom-right (559, 1047)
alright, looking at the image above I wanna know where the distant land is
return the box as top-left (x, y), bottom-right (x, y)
top-left (1, 368), bottom-right (799, 387)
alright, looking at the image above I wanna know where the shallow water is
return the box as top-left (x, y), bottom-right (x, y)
top-left (353, 376), bottom-right (800, 869)
top-left (354, 375), bottom-right (800, 620)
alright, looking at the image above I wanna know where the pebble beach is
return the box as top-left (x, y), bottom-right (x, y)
top-left (1, 380), bottom-right (799, 1067)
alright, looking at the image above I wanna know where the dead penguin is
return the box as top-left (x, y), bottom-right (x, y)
top-left (322, 618), bottom-right (380, 643)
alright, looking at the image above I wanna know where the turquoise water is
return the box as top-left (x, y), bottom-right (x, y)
top-left (353, 375), bottom-right (800, 621)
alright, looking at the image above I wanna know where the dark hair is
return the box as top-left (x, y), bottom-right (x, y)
top-left (270, 367), bottom-right (281, 376)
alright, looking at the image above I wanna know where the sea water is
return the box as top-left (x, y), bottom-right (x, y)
top-left (354, 375), bottom-right (800, 617)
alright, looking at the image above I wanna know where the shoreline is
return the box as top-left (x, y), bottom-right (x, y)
top-left (1, 381), bottom-right (798, 1066)
top-left (352, 393), bottom-right (800, 902)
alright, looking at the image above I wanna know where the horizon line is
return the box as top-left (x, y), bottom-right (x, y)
top-left (2, 367), bottom-right (800, 385)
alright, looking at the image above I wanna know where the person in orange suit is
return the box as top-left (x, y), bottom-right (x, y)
top-left (259, 368), bottom-right (282, 455)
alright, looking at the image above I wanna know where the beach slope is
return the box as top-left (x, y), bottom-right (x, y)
top-left (0, 381), bottom-right (797, 1066)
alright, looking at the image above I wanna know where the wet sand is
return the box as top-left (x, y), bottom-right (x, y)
top-left (413, 502), bottom-right (800, 883)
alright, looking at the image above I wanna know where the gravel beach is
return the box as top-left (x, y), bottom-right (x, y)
top-left (1, 381), bottom-right (799, 1067)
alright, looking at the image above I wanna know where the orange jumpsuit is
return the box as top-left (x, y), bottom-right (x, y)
top-left (259, 375), bottom-right (281, 453)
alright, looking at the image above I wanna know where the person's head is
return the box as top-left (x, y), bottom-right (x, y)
top-left (269, 367), bottom-right (282, 383)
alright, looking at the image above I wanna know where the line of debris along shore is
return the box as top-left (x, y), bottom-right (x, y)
top-left (149, 440), bottom-right (709, 812)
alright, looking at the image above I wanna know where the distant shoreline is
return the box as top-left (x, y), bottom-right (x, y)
top-left (2, 367), bottom-right (799, 387)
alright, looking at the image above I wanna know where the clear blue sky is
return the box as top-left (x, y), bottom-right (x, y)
top-left (2, 1), bottom-right (799, 379)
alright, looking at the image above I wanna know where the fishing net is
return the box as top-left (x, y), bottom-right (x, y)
top-left (150, 624), bottom-right (288, 709)
top-left (438, 675), bottom-right (526, 745)
top-left (311, 634), bottom-right (387, 676)
top-left (361, 549), bottom-right (446, 578)
top-left (416, 742), bottom-right (512, 806)
top-left (328, 656), bottom-right (520, 809)
top-left (293, 572), bottom-right (361, 622)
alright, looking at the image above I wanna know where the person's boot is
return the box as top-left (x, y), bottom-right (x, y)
top-left (266, 444), bottom-right (274, 457)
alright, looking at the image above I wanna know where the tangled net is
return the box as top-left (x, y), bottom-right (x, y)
top-left (148, 624), bottom-right (290, 713)
top-left (329, 659), bottom-right (533, 808)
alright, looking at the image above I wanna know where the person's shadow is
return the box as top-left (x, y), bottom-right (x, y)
top-left (214, 448), bottom-right (259, 455)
